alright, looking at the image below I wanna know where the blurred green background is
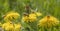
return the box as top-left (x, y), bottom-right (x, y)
top-left (0, 0), bottom-right (60, 20)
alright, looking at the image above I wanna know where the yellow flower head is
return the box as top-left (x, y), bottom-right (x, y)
top-left (35, 12), bottom-right (42, 16)
top-left (2, 21), bottom-right (14, 31)
top-left (0, 22), bottom-right (2, 26)
top-left (29, 13), bottom-right (37, 22)
top-left (22, 13), bottom-right (29, 22)
top-left (4, 11), bottom-right (20, 22)
top-left (31, 9), bottom-right (42, 17)
top-left (22, 13), bottom-right (37, 23)
top-left (22, 16), bottom-right (29, 22)
top-left (14, 23), bottom-right (21, 31)
top-left (38, 15), bottom-right (59, 28)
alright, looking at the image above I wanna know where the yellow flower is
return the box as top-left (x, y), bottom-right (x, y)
top-left (14, 23), bottom-right (21, 31)
top-left (0, 22), bottom-right (2, 26)
top-left (38, 15), bottom-right (59, 28)
top-left (22, 13), bottom-right (37, 22)
top-left (2, 21), bottom-right (14, 31)
top-left (29, 13), bottom-right (37, 22)
top-left (22, 16), bottom-right (29, 22)
top-left (35, 12), bottom-right (42, 16)
top-left (4, 11), bottom-right (20, 22)
top-left (31, 9), bottom-right (42, 16)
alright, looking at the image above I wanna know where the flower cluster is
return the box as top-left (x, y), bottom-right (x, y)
top-left (22, 12), bottom-right (42, 22)
top-left (0, 11), bottom-right (22, 31)
top-left (2, 21), bottom-right (21, 31)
